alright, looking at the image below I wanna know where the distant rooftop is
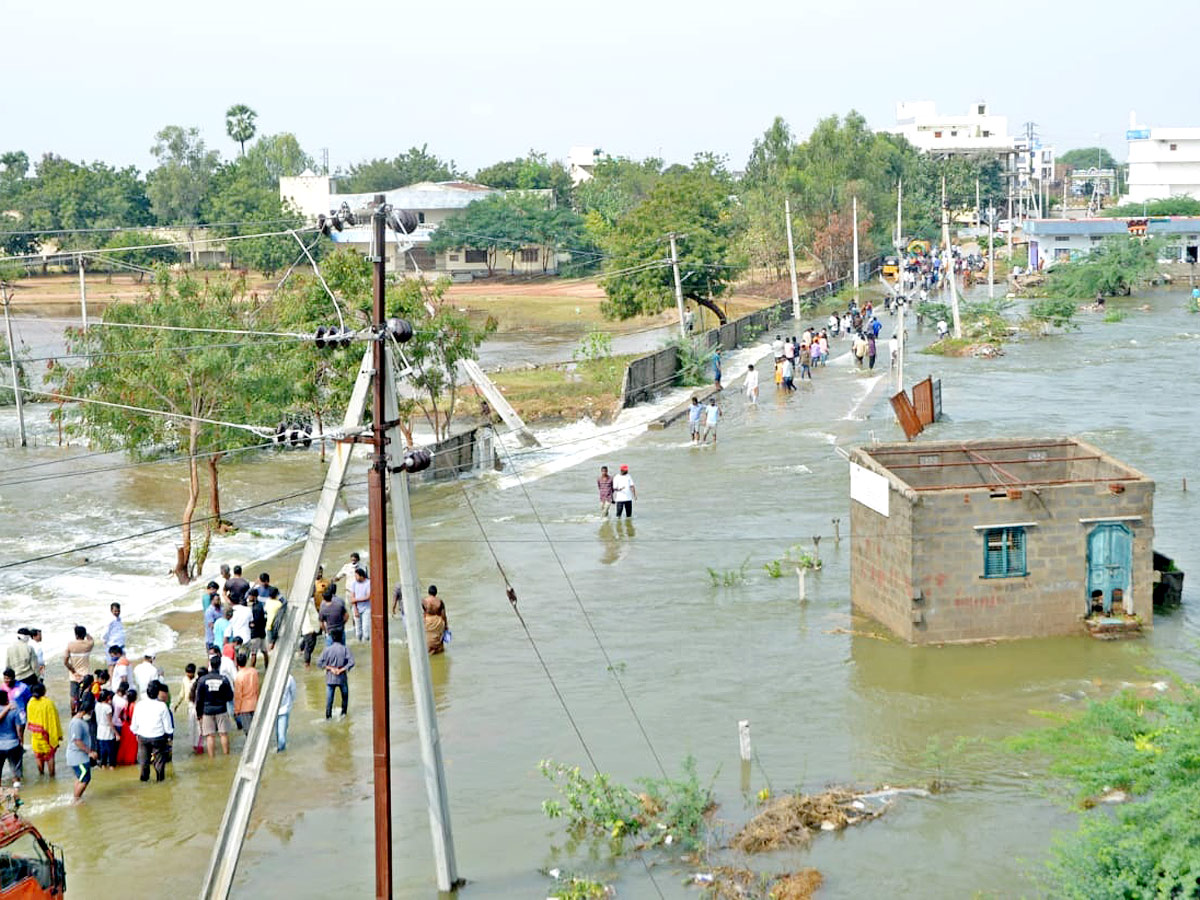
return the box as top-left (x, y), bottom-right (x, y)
top-left (1024, 216), bottom-right (1200, 236)
top-left (855, 438), bottom-right (1148, 492)
top-left (331, 180), bottom-right (501, 212)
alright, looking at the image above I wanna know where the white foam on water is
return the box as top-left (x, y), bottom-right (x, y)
top-left (842, 375), bottom-right (885, 421)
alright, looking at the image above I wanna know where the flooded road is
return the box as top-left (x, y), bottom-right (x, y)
top-left (0, 285), bottom-right (1197, 897)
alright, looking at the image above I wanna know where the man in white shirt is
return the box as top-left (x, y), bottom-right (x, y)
top-left (228, 602), bottom-right (252, 645)
top-left (771, 335), bottom-right (784, 360)
top-left (334, 552), bottom-right (363, 588)
top-left (744, 364), bottom-right (759, 406)
top-left (612, 465), bottom-right (637, 519)
top-left (130, 681), bottom-right (173, 783)
top-left (349, 568), bottom-right (372, 643)
top-left (703, 398), bottom-right (720, 445)
top-left (132, 654), bottom-right (160, 696)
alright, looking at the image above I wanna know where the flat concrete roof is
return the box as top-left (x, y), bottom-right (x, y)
top-left (853, 437), bottom-right (1149, 492)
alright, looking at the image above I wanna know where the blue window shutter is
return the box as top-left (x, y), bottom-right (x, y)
top-left (983, 527), bottom-right (1026, 577)
top-left (1009, 528), bottom-right (1026, 574)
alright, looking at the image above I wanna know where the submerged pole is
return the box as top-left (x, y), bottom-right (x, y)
top-left (1, 285), bottom-right (26, 448)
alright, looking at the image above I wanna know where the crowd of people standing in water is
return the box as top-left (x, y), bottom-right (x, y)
top-left (0, 552), bottom-right (452, 803)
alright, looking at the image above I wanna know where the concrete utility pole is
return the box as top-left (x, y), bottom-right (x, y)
top-left (941, 176), bottom-right (962, 339)
top-left (77, 255), bottom-right (88, 332)
top-left (1006, 180), bottom-right (1014, 263)
top-left (975, 179), bottom-right (980, 236)
top-left (895, 179), bottom-right (903, 250)
top-left (366, 199), bottom-right (397, 900)
top-left (895, 298), bottom-right (905, 391)
top-left (987, 206), bottom-right (995, 300)
top-left (668, 233), bottom-right (687, 340)
top-left (785, 199), bottom-right (800, 321)
top-left (852, 196), bottom-right (860, 301)
top-left (385, 380), bottom-right (459, 891)
top-left (0, 281), bottom-right (26, 447)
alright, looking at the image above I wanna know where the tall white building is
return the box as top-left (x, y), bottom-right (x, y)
top-left (1123, 113), bottom-right (1200, 203)
top-left (892, 101), bottom-right (1016, 157)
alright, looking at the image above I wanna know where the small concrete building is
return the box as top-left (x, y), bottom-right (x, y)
top-left (1023, 216), bottom-right (1200, 269)
top-left (849, 438), bottom-right (1154, 644)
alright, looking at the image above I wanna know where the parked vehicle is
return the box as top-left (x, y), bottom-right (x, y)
top-left (0, 790), bottom-right (65, 898)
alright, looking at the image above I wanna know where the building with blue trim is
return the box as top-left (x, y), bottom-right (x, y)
top-left (1023, 216), bottom-right (1200, 269)
top-left (849, 437), bottom-right (1155, 643)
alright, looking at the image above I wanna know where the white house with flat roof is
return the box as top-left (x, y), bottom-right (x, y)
top-left (278, 173), bottom-right (558, 276)
top-left (892, 101), bottom-right (1017, 158)
top-left (1123, 115), bottom-right (1200, 204)
top-left (1023, 216), bottom-right (1200, 269)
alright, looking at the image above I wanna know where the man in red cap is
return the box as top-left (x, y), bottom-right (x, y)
top-left (612, 464), bottom-right (637, 519)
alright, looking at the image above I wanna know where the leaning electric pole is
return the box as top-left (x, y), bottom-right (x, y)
top-left (201, 195), bottom-right (460, 900)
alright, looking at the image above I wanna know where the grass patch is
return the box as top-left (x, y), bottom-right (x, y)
top-left (489, 354), bottom-right (637, 422)
top-left (1103, 309), bottom-right (1126, 323)
top-left (922, 337), bottom-right (995, 357)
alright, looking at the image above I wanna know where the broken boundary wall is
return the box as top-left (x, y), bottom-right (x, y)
top-left (620, 258), bottom-right (882, 408)
top-left (412, 425), bottom-right (499, 483)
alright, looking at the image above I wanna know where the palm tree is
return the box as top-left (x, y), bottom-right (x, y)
top-left (225, 104), bottom-right (258, 157)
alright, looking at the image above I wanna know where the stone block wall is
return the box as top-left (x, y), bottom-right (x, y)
top-left (910, 480), bottom-right (1155, 643)
top-left (849, 488), bottom-right (916, 641)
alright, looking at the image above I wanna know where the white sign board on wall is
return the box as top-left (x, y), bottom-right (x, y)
top-left (850, 462), bottom-right (890, 517)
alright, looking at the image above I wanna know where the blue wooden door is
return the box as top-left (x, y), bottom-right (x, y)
top-left (1087, 523), bottom-right (1132, 614)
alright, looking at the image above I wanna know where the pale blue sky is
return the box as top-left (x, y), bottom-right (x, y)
top-left (5, 0), bottom-right (1195, 174)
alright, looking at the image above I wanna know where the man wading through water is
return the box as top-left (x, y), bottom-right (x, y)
top-left (612, 464), bottom-right (637, 519)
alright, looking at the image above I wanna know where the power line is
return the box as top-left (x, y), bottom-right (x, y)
top-left (493, 437), bottom-right (669, 780)
top-left (453, 476), bottom-right (665, 899)
top-left (0, 218), bottom-right (306, 238)
top-left (0, 228), bottom-right (313, 263)
top-left (10, 385), bottom-right (274, 436)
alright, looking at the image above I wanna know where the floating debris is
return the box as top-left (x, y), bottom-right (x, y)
top-left (700, 865), bottom-right (823, 900)
top-left (729, 787), bottom-right (915, 853)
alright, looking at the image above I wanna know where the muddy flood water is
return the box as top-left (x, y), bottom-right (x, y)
top-left (0, 284), bottom-right (1197, 898)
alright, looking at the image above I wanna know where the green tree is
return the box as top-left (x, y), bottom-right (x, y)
top-left (1058, 147), bottom-right (1119, 171)
top-left (574, 156), bottom-right (663, 242)
top-left (1103, 197), bottom-right (1200, 217)
top-left (599, 155), bottom-right (737, 324)
top-left (271, 247), bottom-right (496, 441)
top-left (244, 133), bottom-right (313, 183)
top-left (101, 231), bottom-right (181, 280)
top-left (475, 151), bottom-right (574, 206)
top-left (147, 126), bottom-right (220, 264)
top-left (51, 271), bottom-right (293, 582)
top-left (1045, 236), bottom-right (1163, 297)
top-left (201, 137), bottom-right (310, 275)
top-left (3, 154), bottom-right (152, 253)
top-left (224, 104), bottom-right (258, 156)
top-left (429, 192), bottom-right (582, 276)
top-left (339, 145), bottom-right (461, 192)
